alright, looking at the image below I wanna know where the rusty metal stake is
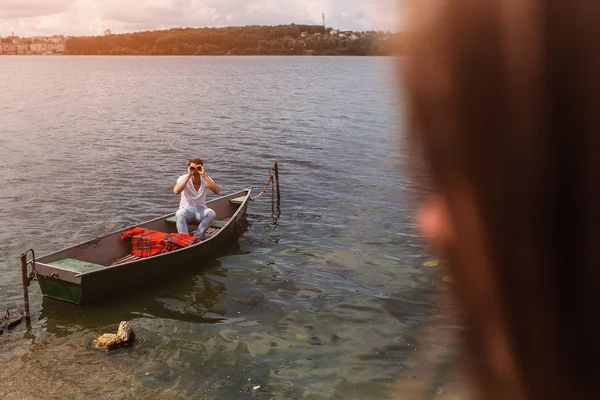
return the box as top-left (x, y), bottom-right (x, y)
top-left (273, 162), bottom-right (281, 203)
top-left (20, 251), bottom-right (33, 321)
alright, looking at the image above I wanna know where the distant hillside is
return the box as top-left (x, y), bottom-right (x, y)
top-left (66, 24), bottom-right (403, 56)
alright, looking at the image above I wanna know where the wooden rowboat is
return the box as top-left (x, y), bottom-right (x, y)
top-left (29, 189), bottom-right (252, 305)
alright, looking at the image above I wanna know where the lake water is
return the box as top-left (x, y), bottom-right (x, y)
top-left (0, 56), bottom-right (464, 399)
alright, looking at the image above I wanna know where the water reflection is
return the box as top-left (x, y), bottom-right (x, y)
top-left (39, 265), bottom-right (235, 338)
top-left (271, 199), bottom-right (281, 220)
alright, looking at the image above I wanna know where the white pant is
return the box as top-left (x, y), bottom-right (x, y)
top-left (175, 207), bottom-right (216, 238)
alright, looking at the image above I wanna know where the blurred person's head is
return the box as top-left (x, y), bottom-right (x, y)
top-left (402, 1), bottom-right (600, 399)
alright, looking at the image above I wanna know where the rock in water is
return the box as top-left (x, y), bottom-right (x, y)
top-left (0, 307), bottom-right (26, 335)
top-left (92, 321), bottom-right (135, 351)
top-left (116, 321), bottom-right (135, 342)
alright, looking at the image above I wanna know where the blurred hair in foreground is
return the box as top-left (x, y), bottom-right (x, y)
top-left (401, 0), bottom-right (600, 399)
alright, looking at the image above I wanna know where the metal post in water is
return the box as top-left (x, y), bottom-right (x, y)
top-left (273, 162), bottom-right (281, 203)
top-left (20, 252), bottom-right (31, 321)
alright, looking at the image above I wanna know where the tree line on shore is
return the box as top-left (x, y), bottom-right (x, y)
top-left (66, 24), bottom-right (403, 56)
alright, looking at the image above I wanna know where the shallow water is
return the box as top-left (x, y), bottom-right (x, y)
top-left (0, 56), bottom-right (463, 399)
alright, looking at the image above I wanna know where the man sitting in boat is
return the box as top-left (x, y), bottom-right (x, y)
top-left (173, 158), bottom-right (220, 239)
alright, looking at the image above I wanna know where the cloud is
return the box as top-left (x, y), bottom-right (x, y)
top-left (0, 0), bottom-right (75, 19)
top-left (0, 0), bottom-right (399, 37)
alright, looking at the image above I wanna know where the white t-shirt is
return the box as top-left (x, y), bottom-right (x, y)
top-left (177, 174), bottom-right (208, 209)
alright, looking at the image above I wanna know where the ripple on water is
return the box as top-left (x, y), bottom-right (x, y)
top-left (0, 56), bottom-right (461, 400)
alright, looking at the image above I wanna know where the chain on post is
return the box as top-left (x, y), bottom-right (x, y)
top-left (251, 165), bottom-right (277, 201)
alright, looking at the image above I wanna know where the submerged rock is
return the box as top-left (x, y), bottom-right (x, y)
top-left (92, 321), bottom-right (135, 351)
top-left (0, 307), bottom-right (26, 335)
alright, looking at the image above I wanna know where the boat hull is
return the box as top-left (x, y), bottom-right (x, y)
top-left (34, 189), bottom-right (250, 305)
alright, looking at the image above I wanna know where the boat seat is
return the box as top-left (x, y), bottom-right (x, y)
top-left (229, 196), bottom-right (246, 205)
top-left (165, 216), bottom-right (227, 229)
top-left (48, 258), bottom-right (106, 273)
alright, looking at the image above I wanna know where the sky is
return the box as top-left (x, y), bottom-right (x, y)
top-left (0, 0), bottom-right (401, 38)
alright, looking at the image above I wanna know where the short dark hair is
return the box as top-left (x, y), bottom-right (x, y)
top-left (188, 158), bottom-right (203, 166)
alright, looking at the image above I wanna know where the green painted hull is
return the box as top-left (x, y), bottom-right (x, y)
top-left (38, 277), bottom-right (83, 304)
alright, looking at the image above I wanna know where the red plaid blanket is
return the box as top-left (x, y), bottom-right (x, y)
top-left (120, 228), bottom-right (199, 258)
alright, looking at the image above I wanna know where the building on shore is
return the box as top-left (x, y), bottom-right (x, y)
top-left (30, 39), bottom-right (48, 54)
top-left (1, 42), bottom-right (16, 55)
top-left (0, 34), bottom-right (66, 55)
